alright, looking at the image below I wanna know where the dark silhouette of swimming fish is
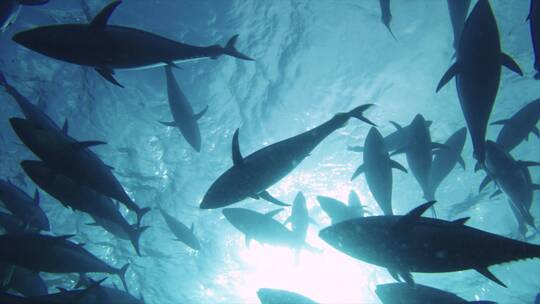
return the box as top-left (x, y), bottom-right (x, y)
top-left (436, 0), bottom-right (522, 165)
top-left (320, 201), bottom-right (540, 287)
top-left (201, 104), bottom-right (375, 209)
top-left (12, 0), bottom-right (253, 87)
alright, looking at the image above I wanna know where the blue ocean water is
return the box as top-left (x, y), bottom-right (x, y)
top-left (0, 0), bottom-right (539, 303)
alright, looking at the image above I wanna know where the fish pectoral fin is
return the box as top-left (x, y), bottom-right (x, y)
top-left (500, 52), bottom-right (523, 76)
top-left (347, 145), bottom-right (364, 152)
top-left (458, 156), bottom-right (466, 170)
top-left (490, 119), bottom-right (511, 126)
top-left (479, 176), bottom-right (493, 192)
top-left (90, 0), bottom-right (121, 27)
top-left (532, 127), bottom-right (540, 138)
top-left (259, 191), bottom-right (290, 207)
top-left (71, 140), bottom-right (107, 151)
top-left (249, 194), bottom-right (260, 200)
top-left (351, 164), bottom-right (365, 181)
top-left (452, 217), bottom-right (470, 225)
top-left (387, 268), bottom-right (414, 286)
top-left (390, 160), bottom-right (408, 173)
top-left (62, 119), bottom-right (69, 135)
top-left (95, 67), bottom-right (124, 88)
top-left (516, 161), bottom-right (540, 168)
top-left (490, 189), bottom-right (502, 199)
top-left (436, 61), bottom-right (460, 92)
top-left (193, 105), bottom-right (209, 121)
top-left (476, 267), bottom-right (507, 287)
top-left (232, 129), bottom-right (244, 165)
top-left (431, 142), bottom-right (449, 150)
top-left (33, 189), bottom-right (40, 205)
top-left (265, 208), bottom-right (284, 218)
top-left (390, 145), bottom-right (408, 157)
top-left (531, 184), bottom-right (540, 191)
top-left (159, 121), bottom-right (177, 127)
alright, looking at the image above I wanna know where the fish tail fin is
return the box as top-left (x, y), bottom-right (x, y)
top-left (129, 225), bottom-right (150, 256)
top-left (223, 35), bottom-right (254, 61)
top-left (347, 104), bottom-right (376, 126)
top-left (117, 263), bottom-right (130, 292)
top-left (136, 207), bottom-right (151, 226)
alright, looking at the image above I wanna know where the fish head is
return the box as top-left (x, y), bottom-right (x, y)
top-left (319, 217), bottom-right (394, 265)
top-left (13, 25), bottom-right (86, 63)
top-left (222, 208), bottom-right (252, 231)
top-left (200, 168), bottom-right (250, 209)
top-left (20, 160), bottom-right (51, 185)
top-left (9, 117), bottom-right (56, 151)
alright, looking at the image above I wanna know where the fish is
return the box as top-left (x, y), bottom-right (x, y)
top-left (425, 127), bottom-right (467, 203)
top-left (448, 191), bottom-right (488, 218)
top-left (0, 0), bottom-right (49, 33)
top-left (378, 0), bottom-right (396, 39)
top-left (0, 179), bottom-right (49, 231)
top-left (12, 0), bottom-right (254, 87)
top-left (160, 66), bottom-right (208, 152)
top-left (316, 190), bottom-right (365, 224)
top-left (10, 118), bottom-right (150, 225)
top-left (200, 104), bottom-right (375, 209)
top-left (223, 208), bottom-right (302, 249)
top-left (375, 282), bottom-right (496, 304)
top-left (446, 0), bottom-right (471, 52)
top-left (21, 160), bottom-right (148, 256)
top-left (529, 0), bottom-right (540, 79)
top-left (492, 98), bottom-right (540, 151)
top-left (158, 206), bottom-right (201, 251)
top-left (257, 288), bottom-right (318, 304)
top-left (481, 141), bottom-right (540, 236)
top-left (0, 70), bottom-right (60, 131)
top-left (436, 0), bottom-right (522, 165)
top-left (284, 192), bottom-right (316, 247)
top-left (0, 234), bottom-right (129, 291)
top-left (348, 120), bottom-right (433, 153)
top-left (319, 201), bottom-right (540, 287)
top-left (0, 262), bottom-right (47, 297)
top-left (393, 115), bottom-right (443, 208)
top-left (352, 127), bottom-right (407, 215)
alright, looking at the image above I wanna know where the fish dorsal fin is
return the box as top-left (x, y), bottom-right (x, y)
top-left (190, 223), bottom-right (194, 233)
top-left (389, 121), bottom-right (403, 131)
top-left (265, 208), bottom-right (284, 218)
top-left (395, 201), bottom-right (436, 230)
top-left (33, 189), bottom-right (40, 205)
top-left (194, 105), bottom-right (209, 121)
top-left (71, 140), bottom-right (107, 151)
top-left (232, 129), bottom-right (243, 165)
top-left (452, 217), bottom-right (470, 225)
top-left (62, 119), bottom-right (68, 135)
top-left (91, 0), bottom-right (122, 28)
